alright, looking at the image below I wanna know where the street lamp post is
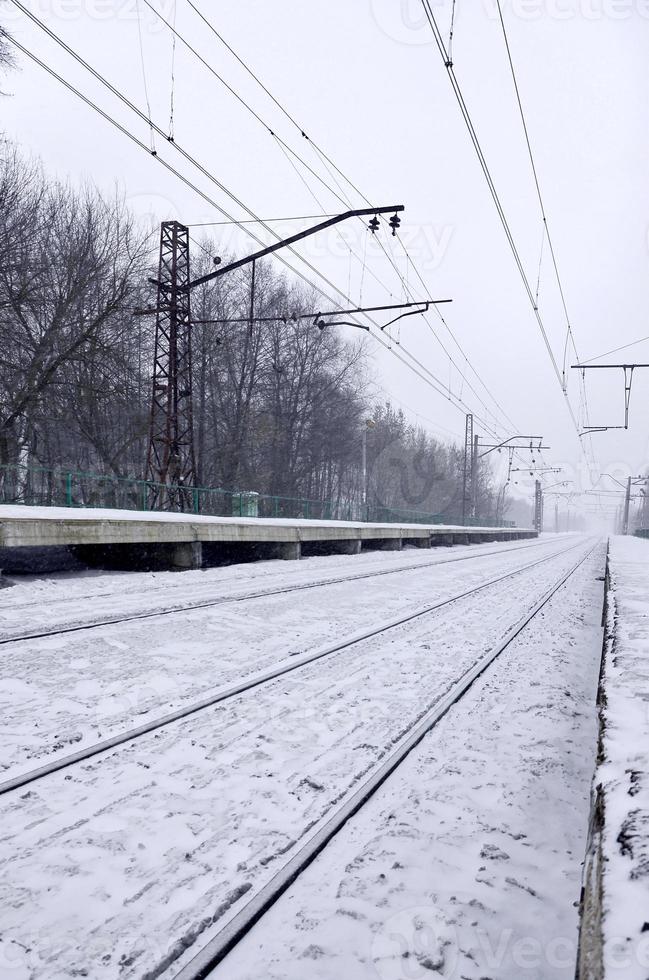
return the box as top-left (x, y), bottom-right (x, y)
top-left (362, 419), bottom-right (376, 520)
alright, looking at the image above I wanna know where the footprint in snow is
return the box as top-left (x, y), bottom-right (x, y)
top-left (480, 843), bottom-right (510, 861)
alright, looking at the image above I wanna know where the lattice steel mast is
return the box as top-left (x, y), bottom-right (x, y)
top-left (145, 221), bottom-right (196, 509)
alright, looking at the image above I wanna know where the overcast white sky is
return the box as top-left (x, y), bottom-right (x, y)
top-left (2, 0), bottom-right (648, 526)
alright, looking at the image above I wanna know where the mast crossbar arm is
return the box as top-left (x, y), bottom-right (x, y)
top-left (186, 205), bottom-right (405, 289)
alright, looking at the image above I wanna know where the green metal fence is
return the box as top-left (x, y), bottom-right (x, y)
top-left (0, 463), bottom-right (514, 528)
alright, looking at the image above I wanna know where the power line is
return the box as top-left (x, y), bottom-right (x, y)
top-left (581, 334), bottom-right (649, 365)
top-left (134, 0), bottom-right (156, 152)
top-left (11, 0), bottom-right (546, 453)
top-left (268, 129), bottom-right (394, 302)
top-left (419, 0), bottom-right (588, 461)
top-left (167, 0), bottom-right (177, 140)
top-left (139, 1), bottom-right (430, 337)
top-left (8, 2), bottom-right (374, 311)
top-left (139, 0), bottom-right (359, 215)
top-left (178, 0), bottom-right (521, 439)
top-left (184, 0), bottom-right (371, 206)
top-left (495, 1), bottom-right (577, 374)
top-left (493, 0), bottom-right (597, 465)
top-left (6, 30), bottom-right (507, 446)
top-left (187, 215), bottom-right (339, 226)
top-left (9, 2), bottom-right (561, 468)
top-left (145, 2), bottom-right (427, 324)
top-left (120, 8), bottom-right (511, 438)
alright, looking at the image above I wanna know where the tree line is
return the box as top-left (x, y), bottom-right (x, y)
top-left (0, 144), bottom-right (513, 523)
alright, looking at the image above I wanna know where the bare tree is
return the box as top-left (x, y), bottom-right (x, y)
top-left (0, 152), bottom-right (501, 520)
top-left (0, 19), bottom-right (15, 81)
top-left (0, 151), bottom-right (150, 467)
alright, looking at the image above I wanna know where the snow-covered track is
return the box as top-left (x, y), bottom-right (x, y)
top-left (0, 537), bottom-right (592, 798)
top-left (172, 538), bottom-right (599, 980)
top-left (0, 535), bottom-right (558, 645)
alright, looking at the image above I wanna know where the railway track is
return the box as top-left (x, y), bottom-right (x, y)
top-left (0, 536), bottom-right (592, 799)
top-left (171, 538), bottom-right (599, 980)
top-left (0, 534), bottom-right (565, 645)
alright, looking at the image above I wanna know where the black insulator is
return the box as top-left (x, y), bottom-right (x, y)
top-left (369, 215), bottom-right (380, 234)
top-left (389, 212), bottom-right (401, 236)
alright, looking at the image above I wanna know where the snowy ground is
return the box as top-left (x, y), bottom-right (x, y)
top-left (1, 535), bottom-right (574, 779)
top-left (589, 536), bottom-right (649, 978)
top-left (0, 534), bottom-right (566, 641)
top-left (0, 535), bottom-right (603, 979)
top-left (209, 543), bottom-right (606, 980)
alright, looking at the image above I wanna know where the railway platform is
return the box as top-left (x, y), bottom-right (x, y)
top-left (0, 504), bottom-right (537, 570)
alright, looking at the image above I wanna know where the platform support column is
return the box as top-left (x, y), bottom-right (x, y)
top-left (379, 538), bottom-right (402, 551)
top-left (171, 542), bottom-right (202, 570)
top-left (277, 542), bottom-right (301, 560)
top-left (337, 539), bottom-right (362, 555)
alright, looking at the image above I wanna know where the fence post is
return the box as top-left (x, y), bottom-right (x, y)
top-left (65, 471), bottom-right (73, 507)
top-left (193, 487), bottom-right (199, 514)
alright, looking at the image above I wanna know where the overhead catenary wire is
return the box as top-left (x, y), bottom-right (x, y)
top-left (143, 2), bottom-right (445, 350)
top-left (418, 0), bottom-right (589, 468)
top-left (184, 0), bottom-right (368, 204)
top-left (177, 0), bottom-right (522, 439)
top-left (135, 0), bottom-right (156, 152)
top-left (167, 0), bottom-right (177, 140)
top-left (138, 0), bottom-right (363, 217)
top-left (14, 0), bottom-right (559, 468)
top-left (580, 334), bottom-right (649, 365)
top-left (8, 1), bottom-right (566, 481)
top-left (534, 224), bottom-right (545, 310)
top-left (6, 30), bottom-right (508, 444)
top-left (495, 0), bottom-right (579, 377)
top-left (7, 3), bottom-right (373, 317)
top-left (493, 0), bottom-right (597, 466)
top-left (447, 0), bottom-right (457, 66)
top-left (269, 131), bottom-right (394, 301)
top-left (129, 8), bottom-right (518, 439)
top-left (139, 1), bottom-right (415, 328)
top-left (187, 215), bottom-right (339, 226)
top-left (113, 0), bottom-right (519, 450)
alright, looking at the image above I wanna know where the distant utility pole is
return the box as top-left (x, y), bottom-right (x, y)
top-left (534, 480), bottom-right (544, 533)
top-left (622, 476), bottom-right (632, 535)
top-left (462, 414), bottom-right (474, 526)
top-left (361, 418), bottom-right (375, 519)
top-left (471, 433), bottom-right (478, 519)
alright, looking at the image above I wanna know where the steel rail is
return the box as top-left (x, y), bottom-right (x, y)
top-left (0, 535), bottom-right (553, 646)
top-left (171, 538), bottom-right (600, 980)
top-left (0, 537), bottom-right (588, 798)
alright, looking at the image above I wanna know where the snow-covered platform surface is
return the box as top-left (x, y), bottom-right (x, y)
top-left (578, 535), bottom-right (649, 979)
top-left (0, 533), bottom-right (605, 979)
top-left (0, 503), bottom-right (535, 548)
